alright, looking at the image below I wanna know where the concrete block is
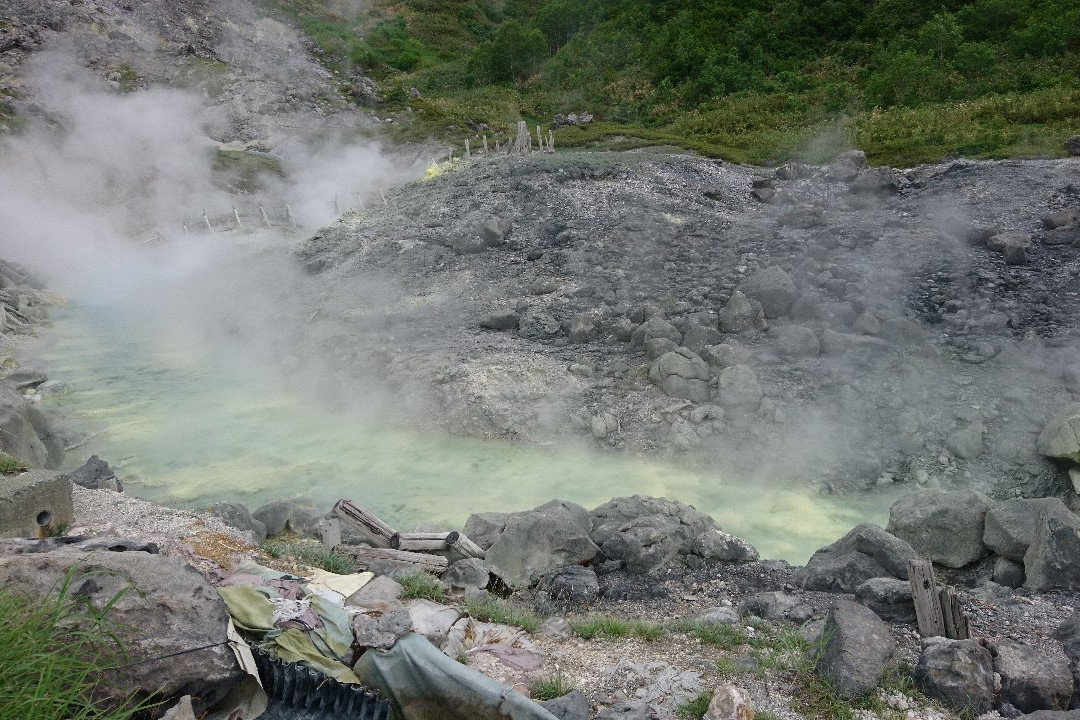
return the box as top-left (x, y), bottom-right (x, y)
top-left (0, 470), bottom-right (73, 537)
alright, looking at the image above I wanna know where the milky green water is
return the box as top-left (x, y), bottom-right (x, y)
top-left (33, 302), bottom-right (899, 564)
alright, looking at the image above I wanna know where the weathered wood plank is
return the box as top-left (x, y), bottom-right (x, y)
top-left (909, 558), bottom-right (946, 638)
top-left (331, 500), bottom-right (396, 548)
top-left (391, 531), bottom-right (460, 552)
top-left (449, 533), bottom-right (485, 560)
top-left (939, 586), bottom-right (971, 640)
top-left (334, 545), bottom-right (448, 575)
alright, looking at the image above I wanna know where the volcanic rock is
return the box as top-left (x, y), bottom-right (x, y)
top-left (887, 490), bottom-right (991, 568)
top-left (484, 499), bottom-right (598, 590)
top-left (1037, 403), bottom-right (1080, 462)
top-left (801, 523), bottom-right (917, 592)
top-left (914, 638), bottom-right (994, 715)
top-left (815, 600), bottom-right (895, 699)
top-left (989, 639), bottom-right (1073, 713)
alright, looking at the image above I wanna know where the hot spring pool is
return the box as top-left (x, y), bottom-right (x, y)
top-left (30, 301), bottom-right (899, 563)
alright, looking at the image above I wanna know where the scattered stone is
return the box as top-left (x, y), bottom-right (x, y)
top-left (855, 577), bottom-right (916, 623)
top-left (946, 422), bottom-right (985, 459)
top-left (644, 337), bottom-right (678, 361)
top-left (536, 565), bottom-right (599, 607)
top-left (345, 574), bottom-right (404, 611)
top-left (696, 606), bottom-right (740, 625)
top-left (352, 607), bottom-right (411, 649)
top-left (734, 266), bottom-right (798, 318)
top-left (815, 600), bottom-right (896, 699)
top-left (801, 523), bottom-right (917, 592)
top-left (596, 701), bottom-right (659, 719)
top-left (778, 206), bottom-right (825, 228)
top-left (1037, 403), bottom-right (1080, 462)
top-left (631, 316), bottom-right (682, 348)
top-left (775, 325), bottom-right (820, 357)
top-left (989, 639), bottom-right (1073, 713)
top-left (887, 490), bottom-right (991, 568)
top-left (406, 599), bottom-right (461, 645)
top-left (681, 322), bottom-right (722, 354)
top-left (1043, 208), bottom-right (1079, 230)
top-left (994, 556), bottom-right (1025, 588)
top-left (987, 232), bottom-right (1032, 264)
top-left (715, 365), bottom-right (763, 411)
top-left (207, 501), bottom-right (266, 544)
top-left (717, 291), bottom-right (759, 333)
top-left (540, 689), bottom-right (590, 720)
top-left (828, 150), bottom-right (867, 181)
top-left (480, 310), bottom-right (519, 331)
top-left (649, 348), bottom-right (712, 404)
top-left (914, 638), bottom-right (994, 715)
top-left (700, 342), bottom-right (752, 370)
top-left (704, 684), bottom-right (754, 720)
top-left (740, 591), bottom-right (800, 621)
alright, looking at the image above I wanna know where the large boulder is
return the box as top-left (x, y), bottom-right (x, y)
top-left (1037, 404), bottom-right (1080, 462)
top-left (801, 523), bottom-right (918, 592)
top-left (207, 501), bottom-right (267, 544)
top-left (1054, 614), bottom-right (1080, 704)
top-left (989, 639), bottom-right (1073, 713)
top-left (648, 348), bottom-right (711, 403)
top-left (718, 291), bottom-right (761, 333)
top-left (914, 638), bottom-right (994, 715)
top-left (984, 498), bottom-right (1074, 561)
top-left (887, 490), bottom-right (991, 568)
top-left (0, 383), bottom-right (63, 469)
top-left (483, 500), bottom-right (598, 590)
top-left (734, 267), bottom-right (797, 318)
top-left (0, 548), bottom-right (244, 714)
top-left (589, 496), bottom-right (756, 574)
top-left (1024, 511), bottom-right (1080, 591)
top-left (815, 600), bottom-right (895, 699)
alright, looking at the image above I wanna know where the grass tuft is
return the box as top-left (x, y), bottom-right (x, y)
top-left (398, 571), bottom-right (445, 601)
top-left (0, 451), bottom-right (27, 475)
top-left (570, 613), bottom-right (664, 641)
top-left (0, 572), bottom-right (156, 720)
top-left (260, 540), bottom-right (356, 574)
top-left (464, 594), bottom-right (541, 632)
top-left (675, 691), bottom-right (711, 719)
top-left (529, 672), bottom-right (575, 701)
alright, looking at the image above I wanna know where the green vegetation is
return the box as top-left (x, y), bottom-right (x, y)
top-left (529, 672), bottom-right (575, 701)
top-left (0, 451), bottom-right (27, 475)
top-left (463, 594), bottom-right (540, 632)
top-left (0, 575), bottom-right (152, 720)
top-left (675, 691), bottom-right (711, 719)
top-left (398, 571), bottom-right (446, 601)
top-left (260, 0), bottom-right (1079, 165)
top-left (570, 613), bottom-right (665, 641)
top-left (259, 539), bottom-right (356, 574)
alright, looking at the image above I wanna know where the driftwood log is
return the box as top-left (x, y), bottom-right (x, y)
top-left (334, 546), bottom-right (448, 575)
top-left (391, 531), bottom-right (458, 552)
top-left (331, 500), bottom-right (396, 548)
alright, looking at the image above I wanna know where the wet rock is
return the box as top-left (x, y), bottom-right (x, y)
top-left (887, 490), bottom-right (991, 568)
top-left (67, 454), bottom-right (122, 492)
top-left (715, 365), bottom-right (763, 411)
top-left (914, 638), bottom-right (994, 715)
top-left (352, 607), bottom-right (411, 649)
top-left (990, 639), bottom-right (1073, 713)
top-left (0, 549), bottom-right (245, 714)
top-left (484, 499), bottom-right (598, 590)
top-left (1037, 403), bottom-right (1080, 462)
top-left (649, 348), bottom-right (711, 404)
top-left (590, 495), bottom-right (756, 574)
top-left (734, 266), bottom-right (798, 318)
top-left (252, 499), bottom-right (318, 538)
top-left (1024, 512), bottom-right (1080, 591)
top-left (815, 600), bottom-right (895, 699)
top-left (984, 497), bottom-right (1073, 561)
top-left (801, 523), bottom-right (918, 592)
top-left (4, 369), bottom-right (47, 391)
top-left (540, 689), bottom-right (590, 720)
top-left (207, 501), bottom-right (266, 544)
top-left (0, 383), bottom-right (63, 469)
top-left (855, 577), bottom-right (916, 623)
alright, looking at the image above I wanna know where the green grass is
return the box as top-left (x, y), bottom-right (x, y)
top-left (0, 451), bottom-right (27, 475)
top-left (675, 619), bottom-right (760, 650)
top-left (570, 613), bottom-right (665, 641)
top-left (529, 672), bottom-right (575, 701)
top-left (398, 571), bottom-right (445, 601)
top-left (259, 540), bottom-right (356, 574)
top-left (0, 573), bottom-right (155, 720)
top-left (464, 594), bottom-right (540, 633)
top-left (675, 691), bottom-right (711, 719)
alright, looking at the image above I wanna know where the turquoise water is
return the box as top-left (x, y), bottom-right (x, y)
top-left (32, 300), bottom-right (898, 563)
